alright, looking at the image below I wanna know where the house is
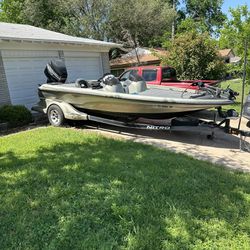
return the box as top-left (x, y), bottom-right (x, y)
top-left (110, 48), bottom-right (168, 76)
top-left (0, 22), bottom-right (120, 109)
top-left (218, 49), bottom-right (241, 64)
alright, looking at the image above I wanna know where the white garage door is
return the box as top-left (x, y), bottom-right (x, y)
top-left (64, 51), bottom-right (103, 82)
top-left (2, 50), bottom-right (59, 109)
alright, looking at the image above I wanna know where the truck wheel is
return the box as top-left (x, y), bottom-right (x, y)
top-left (47, 104), bottom-right (65, 127)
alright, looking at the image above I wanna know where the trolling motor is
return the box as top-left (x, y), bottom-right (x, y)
top-left (223, 85), bottom-right (239, 100)
top-left (192, 81), bottom-right (239, 100)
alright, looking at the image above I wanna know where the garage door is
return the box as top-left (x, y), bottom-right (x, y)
top-left (64, 51), bottom-right (103, 82)
top-left (2, 50), bottom-right (59, 109)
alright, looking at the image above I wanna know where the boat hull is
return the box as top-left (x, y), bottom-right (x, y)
top-left (39, 84), bottom-right (233, 119)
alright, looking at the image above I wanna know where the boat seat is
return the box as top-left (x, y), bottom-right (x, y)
top-left (101, 74), bottom-right (125, 93)
top-left (123, 80), bottom-right (147, 94)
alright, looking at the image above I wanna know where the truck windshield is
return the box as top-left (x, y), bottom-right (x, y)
top-left (162, 67), bottom-right (177, 81)
top-left (142, 69), bottom-right (157, 81)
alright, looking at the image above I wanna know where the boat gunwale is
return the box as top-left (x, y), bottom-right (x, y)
top-left (39, 84), bottom-right (234, 106)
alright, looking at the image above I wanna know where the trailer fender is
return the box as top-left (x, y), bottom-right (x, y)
top-left (45, 100), bottom-right (88, 120)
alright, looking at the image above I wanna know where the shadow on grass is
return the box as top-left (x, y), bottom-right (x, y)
top-left (1, 133), bottom-right (250, 249)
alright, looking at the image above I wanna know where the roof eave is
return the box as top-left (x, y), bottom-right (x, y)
top-left (0, 37), bottom-right (122, 48)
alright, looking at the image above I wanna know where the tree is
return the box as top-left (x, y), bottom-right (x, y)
top-left (68, 0), bottom-right (111, 39)
top-left (178, 0), bottom-right (226, 35)
top-left (0, 0), bottom-right (25, 23)
top-left (0, 0), bottom-right (111, 39)
top-left (162, 32), bottom-right (225, 80)
top-left (219, 5), bottom-right (250, 83)
top-left (0, 0), bottom-right (174, 44)
top-left (219, 5), bottom-right (250, 54)
top-left (23, 0), bottom-right (72, 33)
top-left (107, 0), bottom-right (175, 47)
top-left (0, 0), bottom-right (76, 35)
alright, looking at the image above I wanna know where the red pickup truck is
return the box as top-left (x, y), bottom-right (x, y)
top-left (118, 66), bottom-right (219, 90)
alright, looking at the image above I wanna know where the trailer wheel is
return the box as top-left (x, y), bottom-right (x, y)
top-left (47, 104), bottom-right (65, 127)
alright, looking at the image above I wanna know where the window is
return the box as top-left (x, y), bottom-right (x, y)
top-left (142, 69), bottom-right (157, 81)
top-left (162, 67), bottom-right (177, 81)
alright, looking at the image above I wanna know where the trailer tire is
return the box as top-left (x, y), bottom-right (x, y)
top-left (47, 104), bottom-right (65, 127)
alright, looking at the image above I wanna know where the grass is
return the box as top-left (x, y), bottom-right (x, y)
top-left (221, 78), bottom-right (250, 113)
top-left (1, 127), bottom-right (250, 249)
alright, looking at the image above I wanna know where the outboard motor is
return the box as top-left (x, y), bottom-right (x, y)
top-left (102, 74), bottom-right (125, 93)
top-left (44, 59), bottom-right (68, 83)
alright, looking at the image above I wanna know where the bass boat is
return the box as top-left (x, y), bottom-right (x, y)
top-left (35, 60), bottom-right (236, 125)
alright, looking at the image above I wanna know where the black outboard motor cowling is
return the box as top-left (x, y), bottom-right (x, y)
top-left (44, 59), bottom-right (68, 83)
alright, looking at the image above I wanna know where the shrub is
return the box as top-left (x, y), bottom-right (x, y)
top-left (0, 105), bottom-right (32, 128)
top-left (225, 63), bottom-right (243, 79)
top-left (162, 32), bottom-right (226, 80)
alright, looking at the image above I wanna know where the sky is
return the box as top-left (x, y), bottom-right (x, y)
top-left (222, 0), bottom-right (250, 17)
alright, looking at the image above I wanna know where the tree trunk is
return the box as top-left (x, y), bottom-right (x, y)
top-left (133, 38), bottom-right (141, 65)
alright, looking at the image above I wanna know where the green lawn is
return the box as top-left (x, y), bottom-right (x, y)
top-left (221, 79), bottom-right (250, 113)
top-left (1, 127), bottom-right (250, 249)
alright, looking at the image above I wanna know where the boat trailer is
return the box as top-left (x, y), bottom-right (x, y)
top-left (33, 100), bottom-right (250, 151)
top-left (85, 109), bottom-right (250, 151)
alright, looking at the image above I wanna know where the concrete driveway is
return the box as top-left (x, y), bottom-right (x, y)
top-left (83, 116), bottom-right (250, 172)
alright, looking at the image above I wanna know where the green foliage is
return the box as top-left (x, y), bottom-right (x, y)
top-left (0, 0), bottom-right (25, 23)
top-left (177, 17), bottom-right (210, 35)
top-left (0, 0), bottom-right (175, 43)
top-left (1, 127), bottom-right (250, 249)
top-left (219, 5), bottom-right (250, 52)
top-left (0, 0), bottom-right (75, 35)
top-left (219, 5), bottom-right (250, 84)
top-left (0, 0), bottom-right (113, 40)
top-left (225, 63), bottom-right (243, 79)
top-left (107, 0), bottom-right (175, 47)
top-left (69, 0), bottom-right (112, 39)
top-left (0, 0), bottom-right (226, 45)
top-left (0, 105), bottom-right (32, 128)
top-left (183, 0), bottom-right (226, 35)
top-left (162, 32), bottom-right (226, 80)
top-left (22, 0), bottom-right (72, 34)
